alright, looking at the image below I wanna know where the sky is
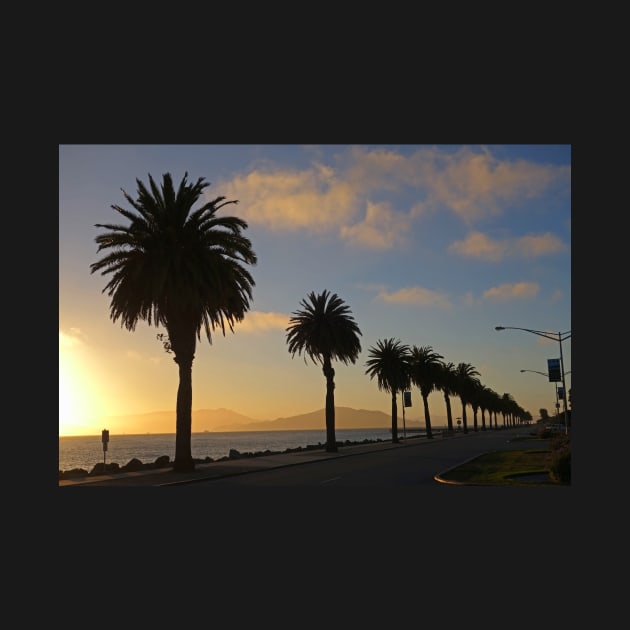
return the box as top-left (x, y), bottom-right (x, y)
top-left (59, 144), bottom-right (571, 436)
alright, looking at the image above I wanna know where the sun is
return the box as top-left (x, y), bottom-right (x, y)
top-left (59, 331), bottom-right (101, 436)
top-left (59, 353), bottom-right (86, 435)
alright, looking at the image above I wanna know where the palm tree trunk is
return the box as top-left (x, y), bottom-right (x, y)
top-left (323, 360), bottom-right (337, 452)
top-left (422, 392), bottom-right (433, 439)
top-left (391, 391), bottom-right (399, 443)
top-left (444, 393), bottom-right (453, 431)
top-left (461, 398), bottom-right (468, 434)
top-left (174, 356), bottom-right (195, 472)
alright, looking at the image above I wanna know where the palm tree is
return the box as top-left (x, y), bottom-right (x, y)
top-left (365, 338), bottom-right (410, 443)
top-left (478, 385), bottom-right (497, 431)
top-left (90, 172), bottom-right (257, 472)
top-left (469, 378), bottom-right (485, 432)
top-left (453, 362), bottom-right (480, 434)
top-left (408, 345), bottom-right (444, 439)
top-left (435, 361), bottom-right (457, 432)
top-left (500, 392), bottom-right (516, 428)
top-left (490, 390), bottom-right (503, 429)
top-left (502, 392), bottom-right (522, 428)
top-left (286, 290), bottom-right (362, 452)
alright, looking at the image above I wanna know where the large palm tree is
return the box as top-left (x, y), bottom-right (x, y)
top-left (408, 345), bottom-right (444, 439)
top-left (286, 290), bottom-right (362, 452)
top-left (90, 172), bottom-right (257, 472)
top-left (435, 361), bottom-right (457, 432)
top-left (365, 338), bottom-right (410, 443)
top-left (453, 362), bottom-right (480, 434)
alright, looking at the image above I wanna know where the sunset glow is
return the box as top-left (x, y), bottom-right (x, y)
top-left (60, 145), bottom-right (571, 436)
top-left (58, 331), bottom-right (108, 436)
top-left (59, 351), bottom-right (90, 436)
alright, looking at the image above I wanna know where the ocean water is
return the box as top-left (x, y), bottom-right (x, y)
top-left (58, 428), bottom-right (426, 473)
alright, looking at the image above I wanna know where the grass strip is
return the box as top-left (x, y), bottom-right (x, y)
top-left (439, 449), bottom-right (557, 485)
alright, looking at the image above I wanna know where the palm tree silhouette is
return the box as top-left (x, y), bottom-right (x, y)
top-left (365, 338), bottom-right (410, 443)
top-left (501, 392), bottom-right (517, 428)
top-left (453, 362), bottom-right (480, 434)
top-left (286, 290), bottom-right (362, 452)
top-left (478, 385), bottom-right (496, 431)
top-left (90, 172), bottom-right (257, 472)
top-left (469, 378), bottom-right (485, 432)
top-left (409, 345), bottom-right (444, 439)
top-left (434, 361), bottom-right (457, 432)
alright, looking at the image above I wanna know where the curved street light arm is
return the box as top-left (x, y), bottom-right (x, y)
top-left (496, 325), bottom-right (571, 434)
top-left (495, 326), bottom-right (571, 343)
top-left (520, 369), bottom-right (548, 377)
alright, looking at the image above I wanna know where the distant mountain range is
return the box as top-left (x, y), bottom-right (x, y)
top-left (211, 407), bottom-right (425, 431)
top-left (98, 406), bottom-right (434, 434)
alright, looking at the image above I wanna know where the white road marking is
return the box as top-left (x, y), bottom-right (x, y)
top-left (321, 477), bottom-right (342, 484)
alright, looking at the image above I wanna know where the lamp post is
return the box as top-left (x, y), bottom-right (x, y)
top-left (520, 369), bottom-right (560, 422)
top-left (520, 368), bottom-right (572, 424)
top-left (496, 326), bottom-right (571, 434)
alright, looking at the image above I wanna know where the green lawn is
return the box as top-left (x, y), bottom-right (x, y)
top-left (438, 447), bottom-right (564, 486)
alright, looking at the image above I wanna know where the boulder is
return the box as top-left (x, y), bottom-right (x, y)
top-left (122, 458), bottom-right (145, 472)
top-left (90, 462), bottom-right (121, 475)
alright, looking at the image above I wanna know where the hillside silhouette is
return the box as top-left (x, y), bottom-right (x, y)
top-left (211, 407), bottom-right (425, 431)
top-left (97, 406), bottom-right (432, 434)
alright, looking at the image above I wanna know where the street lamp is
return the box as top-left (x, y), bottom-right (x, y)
top-left (496, 326), bottom-right (571, 434)
top-left (520, 369), bottom-right (560, 422)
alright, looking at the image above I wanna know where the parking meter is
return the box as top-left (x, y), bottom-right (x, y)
top-left (102, 429), bottom-right (109, 467)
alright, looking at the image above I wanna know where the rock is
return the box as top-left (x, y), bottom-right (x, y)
top-left (122, 458), bottom-right (145, 472)
top-left (90, 462), bottom-right (121, 475)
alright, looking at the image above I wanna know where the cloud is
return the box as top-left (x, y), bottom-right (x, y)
top-left (449, 230), bottom-right (566, 261)
top-left (340, 201), bottom-right (411, 249)
top-left (425, 147), bottom-right (569, 224)
top-left (233, 311), bottom-right (289, 333)
top-left (343, 146), bottom-right (419, 191)
top-left (215, 145), bottom-right (570, 243)
top-left (377, 286), bottom-right (452, 308)
top-left (483, 282), bottom-right (539, 300)
top-left (59, 329), bottom-right (85, 348)
top-left (346, 145), bottom-right (569, 223)
top-left (513, 233), bottom-right (567, 257)
top-left (218, 165), bottom-right (358, 232)
top-left (449, 231), bottom-right (507, 261)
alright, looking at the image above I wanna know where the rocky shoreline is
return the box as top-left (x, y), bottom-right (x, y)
top-left (58, 436), bottom-right (396, 480)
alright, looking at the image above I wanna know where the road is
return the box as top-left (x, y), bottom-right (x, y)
top-left (183, 427), bottom-right (540, 487)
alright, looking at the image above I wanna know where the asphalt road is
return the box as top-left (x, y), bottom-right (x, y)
top-left (178, 427), bottom-right (543, 487)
